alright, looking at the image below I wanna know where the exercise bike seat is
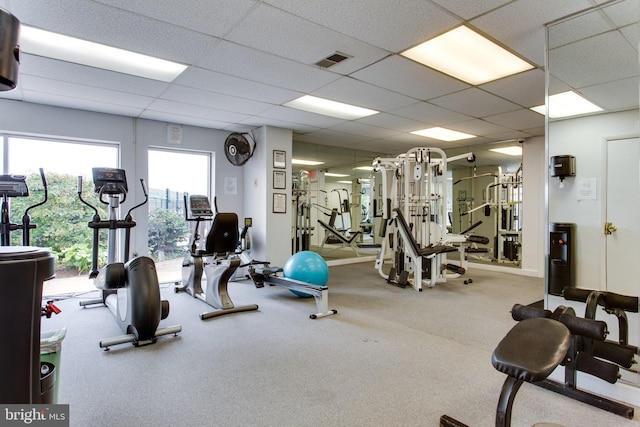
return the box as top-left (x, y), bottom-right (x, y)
top-left (492, 317), bottom-right (570, 382)
top-left (201, 212), bottom-right (239, 257)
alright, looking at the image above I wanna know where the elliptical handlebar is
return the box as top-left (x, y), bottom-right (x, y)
top-left (77, 175), bottom-right (100, 219)
top-left (23, 168), bottom-right (48, 217)
top-left (20, 168), bottom-right (48, 246)
top-left (125, 179), bottom-right (149, 220)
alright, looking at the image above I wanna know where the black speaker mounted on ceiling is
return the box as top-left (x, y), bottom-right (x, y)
top-left (0, 8), bottom-right (20, 91)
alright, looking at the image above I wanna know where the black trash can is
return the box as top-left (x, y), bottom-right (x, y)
top-left (0, 246), bottom-right (55, 403)
top-left (40, 361), bottom-right (56, 404)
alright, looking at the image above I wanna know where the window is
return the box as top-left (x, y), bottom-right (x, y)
top-left (0, 135), bottom-right (118, 276)
top-left (147, 148), bottom-right (211, 265)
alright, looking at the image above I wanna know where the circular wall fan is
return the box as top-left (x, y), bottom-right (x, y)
top-left (224, 132), bottom-right (255, 166)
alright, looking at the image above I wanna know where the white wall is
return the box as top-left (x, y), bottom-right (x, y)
top-left (243, 126), bottom-right (292, 267)
top-left (548, 109), bottom-right (639, 289)
top-left (0, 99), bottom-right (245, 256)
top-left (521, 136), bottom-right (545, 277)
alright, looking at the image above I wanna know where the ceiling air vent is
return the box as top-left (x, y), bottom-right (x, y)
top-left (314, 52), bottom-right (351, 68)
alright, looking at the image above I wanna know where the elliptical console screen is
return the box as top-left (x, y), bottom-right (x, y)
top-left (92, 168), bottom-right (128, 194)
top-left (0, 175), bottom-right (28, 197)
top-left (189, 195), bottom-right (213, 217)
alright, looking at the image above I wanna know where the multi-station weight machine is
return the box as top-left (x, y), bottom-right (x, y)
top-left (371, 147), bottom-right (485, 291)
top-left (455, 164), bottom-right (523, 264)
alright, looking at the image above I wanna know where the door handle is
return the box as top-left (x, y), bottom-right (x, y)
top-left (604, 222), bottom-right (617, 235)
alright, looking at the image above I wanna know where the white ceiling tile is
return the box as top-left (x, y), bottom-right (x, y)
top-left (22, 90), bottom-right (144, 117)
top-left (602, 0), bottom-right (640, 28)
top-left (328, 121), bottom-right (401, 139)
top-left (174, 67), bottom-right (299, 105)
top-left (356, 113), bottom-right (427, 133)
top-left (581, 77), bottom-right (640, 111)
top-left (431, 88), bottom-right (522, 118)
top-left (480, 69), bottom-right (545, 108)
top-left (12, 0), bottom-right (216, 64)
top-left (547, 9), bottom-right (614, 49)
top-left (160, 85), bottom-right (272, 115)
top-left (20, 54), bottom-right (170, 97)
top-left (259, 105), bottom-right (345, 128)
top-left (430, 0), bottom-right (513, 20)
top-left (146, 99), bottom-right (252, 123)
top-left (264, 0), bottom-right (460, 51)
top-left (471, 0), bottom-right (596, 66)
top-left (197, 41), bottom-right (340, 93)
top-left (225, 3), bottom-right (390, 74)
top-left (448, 119), bottom-right (514, 137)
top-left (94, 0), bottom-right (258, 37)
top-left (20, 75), bottom-right (154, 108)
top-left (2, 0), bottom-right (635, 165)
top-left (351, 55), bottom-right (470, 100)
top-left (312, 77), bottom-right (418, 111)
top-left (549, 30), bottom-right (639, 88)
top-left (483, 108), bottom-right (545, 130)
top-left (390, 102), bottom-right (472, 125)
top-left (139, 110), bottom-right (235, 130)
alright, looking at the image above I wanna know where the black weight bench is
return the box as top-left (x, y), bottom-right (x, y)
top-left (441, 317), bottom-right (571, 427)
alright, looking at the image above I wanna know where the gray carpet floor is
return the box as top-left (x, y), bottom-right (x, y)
top-left (40, 262), bottom-right (638, 426)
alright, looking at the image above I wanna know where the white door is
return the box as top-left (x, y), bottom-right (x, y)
top-left (605, 137), bottom-right (640, 296)
top-left (605, 136), bottom-right (639, 386)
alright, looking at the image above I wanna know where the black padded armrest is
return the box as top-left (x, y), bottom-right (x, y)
top-left (492, 317), bottom-right (570, 383)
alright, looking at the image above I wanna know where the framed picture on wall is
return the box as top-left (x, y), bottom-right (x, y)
top-left (273, 150), bottom-right (286, 169)
top-left (273, 170), bottom-right (286, 189)
top-left (273, 193), bottom-right (287, 213)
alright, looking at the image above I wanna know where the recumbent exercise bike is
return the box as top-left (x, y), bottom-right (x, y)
top-left (78, 168), bottom-right (181, 350)
top-left (175, 194), bottom-right (259, 320)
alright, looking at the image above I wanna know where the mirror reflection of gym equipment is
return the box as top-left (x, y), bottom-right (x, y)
top-left (452, 163), bottom-right (523, 266)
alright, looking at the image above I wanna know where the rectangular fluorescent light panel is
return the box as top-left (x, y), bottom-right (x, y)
top-left (401, 25), bottom-right (533, 85)
top-left (291, 158), bottom-right (325, 166)
top-left (530, 91), bottom-right (603, 118)
top-left (19, 25), bottom-right (187, 82)
top-left (284, 95), bottom-right (379, 120)
top-left (325, 172), bottom-right (349, 177)
top-left (355, 166), bottom-right (374, 171)
top-left (411, 127), bottom-right (475, 142)
top-left (489, 146), bottom-right (522, 156)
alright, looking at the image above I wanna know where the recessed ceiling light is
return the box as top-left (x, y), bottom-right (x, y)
top-left (284, 95), bottom-right (379, 120)
top-left (354, 166), bottom-right (374, 171)
top-left (336, 180), bottom-right (352, 184)
top-left (325, 172), bottom-right (349, 177)
top-left (489, 146), bottom-right (522, 156)
top-left (411, 127), bottom-right (476, 142)
top-left (530, 91), bottom-right (603, 118)
top-left (19, 25), bottom-right (187, 82)
top-left (292, 158), bottom-right (325, 166)
top-left (401, 25), bottom-right (533, 85)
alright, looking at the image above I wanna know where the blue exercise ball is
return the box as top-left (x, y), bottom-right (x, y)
top-left (283, 251), bottom-right (329, 297)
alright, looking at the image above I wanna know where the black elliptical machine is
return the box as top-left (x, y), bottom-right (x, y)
top-left (0, 168), bottom-right (48, 246)
top-left (78, 168), bottom-right (181, 350)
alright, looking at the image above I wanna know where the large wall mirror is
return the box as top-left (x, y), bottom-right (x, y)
top-left (292, 140), bottom-right (524, 270)
top-left (547, 0), bottom-right (640, 395)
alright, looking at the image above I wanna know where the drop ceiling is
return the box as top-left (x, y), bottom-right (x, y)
top-left (0, 0), bottom-right (637, 172)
